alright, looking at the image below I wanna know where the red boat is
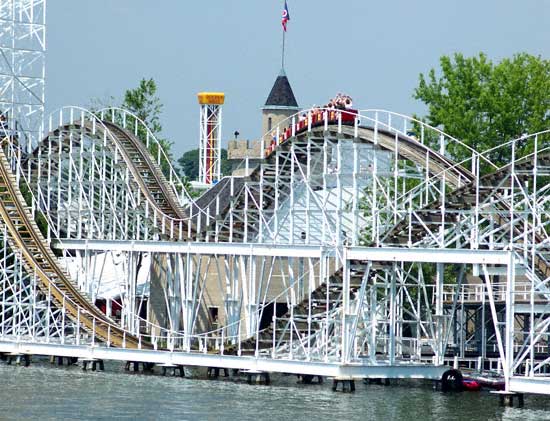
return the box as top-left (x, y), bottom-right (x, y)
top-left (462, 379), bottom-right (482, 391)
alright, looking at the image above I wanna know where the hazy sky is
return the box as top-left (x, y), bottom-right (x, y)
top-left (46, 1), bottom-right (550, 158)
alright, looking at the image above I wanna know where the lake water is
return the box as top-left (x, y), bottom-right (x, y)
top-left (1, 360), bottom-right (550, 420)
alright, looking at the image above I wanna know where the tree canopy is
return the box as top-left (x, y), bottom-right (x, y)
top-left (120, 78), bottom-right (175, 176)
top-left (122, 78), bottom-right (163, 135)
top-left (177, 148), bottom-right (232, 180)
top-left (414, 52), bottom-right (550, 167)
top-left (178, 148), bottom-right (200, 179)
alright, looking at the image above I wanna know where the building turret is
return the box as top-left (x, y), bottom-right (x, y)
top-left (227, 69), bottom-right (300, 175)
top-left (261, 69), bottom-right (300, 137)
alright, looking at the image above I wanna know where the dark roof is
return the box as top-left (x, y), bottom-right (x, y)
top-left (264, 69), bottom-right (299, 109)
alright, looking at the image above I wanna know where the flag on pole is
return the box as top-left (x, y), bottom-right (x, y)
top-left (281, 1), bottom-right (290, 32)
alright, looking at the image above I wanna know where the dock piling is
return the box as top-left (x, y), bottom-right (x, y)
top-left (332, 378), bottom-right (355, 393)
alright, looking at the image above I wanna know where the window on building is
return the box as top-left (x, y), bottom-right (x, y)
top-left (268, 117), bottom-right (272, 131)
top-left (209, 307), bottom-right (219, 328)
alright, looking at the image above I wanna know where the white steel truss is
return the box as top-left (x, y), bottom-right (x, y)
top-left (9, 0), bottom-right (550, 398)
top-left (0, 101), bottom-right (549, 396)
top-left (0, 0), bottom-right (45, 151)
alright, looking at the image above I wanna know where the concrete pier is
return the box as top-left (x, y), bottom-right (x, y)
top-left (81, 359), bottom-right (104, 371)
top-left (332, 377), bottom-right (356, 393)
top-left (50, 356), bottom-right (78, 366)
top-left (298, 374), bottom-right (323, 384)
top-left (245, 370), bottom-right (270, 385)
top-left (492, 391), bottom-right (524, 408)
top-left (364, 378), bottom-right (393, 386)
top-left (7, 353), bottom-right (30, 367)
top-left (207, 367), bottom-right (230, 379)
top-left (125, 361), bottom-right (155, 373)
top-left (159, 364), bottom-right (185, 377)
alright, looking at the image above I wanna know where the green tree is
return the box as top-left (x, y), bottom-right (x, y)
top-left (121, 78), bottom-right (174, 176)
top-left (220, 149), bottom-right (232, 176)
top-left (177, 148), bottom-right (232, 180)
top-left (91, 78), bottom-right (197, 195)
top-left (122, 78), bottom-right (163, 135)
top-left (414, 53), bottom-right (550, 168)
top-left (178, 148), bottom-right (200, 179)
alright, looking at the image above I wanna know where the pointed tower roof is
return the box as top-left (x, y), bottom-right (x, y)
top-left (263, 69), bottom-right (299, 110)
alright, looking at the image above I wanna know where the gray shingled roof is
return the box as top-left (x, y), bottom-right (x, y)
top-left (264, 70), bottom-right (299, 109)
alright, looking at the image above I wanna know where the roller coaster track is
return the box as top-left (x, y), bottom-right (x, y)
top-left (214, 124), bottom-right (474, 243)
top-left (383, 153), bottom-right (550, 245)
top-left (27, 120), bottom-right (191, 239)
top-left (245, 147), bottom-right (549, 355)
top-left (13, 116), bottom-right (487, 351)
top-left (27, 118), bottom-right (474, 245)
top-left (347, 126), bottom-right (474, 188)
top-left (383, 152), bottom-right (550, 299)
top-left (239, 129), bottom-right (550, 356)
top-left (102, 121), bottom-right (188, 222)
top-left (0, 148), bottom-right (145, 349)
top-left (237, 123), bottom-right (474, 352)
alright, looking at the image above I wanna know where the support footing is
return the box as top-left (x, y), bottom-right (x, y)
top-left (299, 374), bottom-right (324, 384)
top-left (50, 356), bottom-right (78, 366)
top-left (160, 364), bottom-right (185, 377)
top-left (245, 371), bottom-right (270, 385)
top-left (81, 359), bottom-right (104, 372)
top-left (125, 361), bottom-right (155, 373)
top-left (207, 367), bottom-right (230, 379)
top-left (364, 378), bottom-right (392, 386)
top-left (492, 391), bottom-right (524, 408)
top-left (7, 353), bottom-right (30, 367)
top-left (332, 378), bottom-right (356, 393)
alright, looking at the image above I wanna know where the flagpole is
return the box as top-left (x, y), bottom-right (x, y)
top-left (281, 0), bottom-right (288, 71)
top-left (281, 28), bottom-right (286, 70)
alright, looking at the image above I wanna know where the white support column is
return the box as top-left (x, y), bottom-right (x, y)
top-left (434, 262), bottom-right (445, 365)
top-left (240, 254), bottom-right (258, 338)
top-left (183, 252), bottom-right (194, 350)
top-left (369, 282), bottom-right (378, 363)
top-left (289, 145), bottom-right (295, 244)
top-left (504, 252), bottom-right (516, 391)
top-left (340, 246), bottom-right (351, 363)
top-left (336, 140), bottom-right (342, 245)
top-left (172, 253), bottom-right (183, 333)
top-left (389, 263), bottom-right (397, 365)
top-left (223, 255), bottom-right (239, 341)
top-left (352, 141), bottom-right (359, 245)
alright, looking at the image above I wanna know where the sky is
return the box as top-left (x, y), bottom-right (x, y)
top-left (46, 0), bottom-right (550, 159)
